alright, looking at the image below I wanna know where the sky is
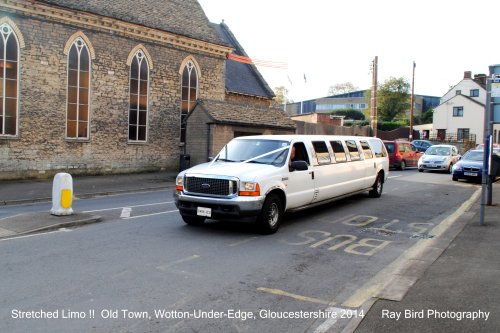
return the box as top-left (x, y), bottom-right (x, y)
top-left (198, 0), bottom-right (500, 102)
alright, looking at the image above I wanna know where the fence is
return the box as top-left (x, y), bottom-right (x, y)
top-left (294, 121), bottom-right (370, 136)
top-left (428, 131), bottom-right (476, 143)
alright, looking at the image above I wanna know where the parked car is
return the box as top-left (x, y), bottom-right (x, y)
top-left (452, 149), bottom-right (500, 182)
top-left (451, 149), bottom-right (484, 182)
top-left (418, 144), bottom-right (460, 173)
top-left (412, 139), bottom-right (433, 152)
top-left (383, 140), bottom-right (421, 170)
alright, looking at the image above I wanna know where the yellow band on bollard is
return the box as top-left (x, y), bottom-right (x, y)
top-left (61, 189), bottom-right (73, 209)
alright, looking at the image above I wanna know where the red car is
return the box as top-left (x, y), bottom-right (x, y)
top-left (383, 140), bottom-right (421, 170)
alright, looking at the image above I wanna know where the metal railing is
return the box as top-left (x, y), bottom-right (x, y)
top-left (429, 131), bottom-right (476, 143)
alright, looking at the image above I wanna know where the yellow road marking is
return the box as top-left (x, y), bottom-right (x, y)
top-left (257, 287), bottom-right (335, 306)
top-left (228, 237), bottom-right (259, 247)
top-left (156, 255), bottom-right (200, 271)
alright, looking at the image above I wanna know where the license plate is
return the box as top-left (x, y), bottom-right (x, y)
top-left (197, 207), bottom-right (211, 217)
top-left (464, 172), bottom-right (477, 177)
top-left (430, 164), bottom-right (437, 168)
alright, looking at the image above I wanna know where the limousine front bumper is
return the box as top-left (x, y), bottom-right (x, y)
top-left (174, 191), bottom-right (265, 219)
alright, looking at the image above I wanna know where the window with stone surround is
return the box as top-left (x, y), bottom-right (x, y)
top-left (180, 60), bottom-right (198, 142)
top-left (66, 37), bottom-right (91, 139)
top-left (129, 50), bottom-right (149, 142)
top-left (0, 23), bottom-right (19, 136)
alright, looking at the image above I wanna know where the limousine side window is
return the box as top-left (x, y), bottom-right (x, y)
top-left (330, 140), bottom-right (347, 162)
top-left (345, 140), bottom-right (361, 161)
top-left (312, 141), bottom-right (331, 165)
top-left (368, 138), bottom-right (388, 158)
top-left (291, 142), bottom-right (310, 165)
top-left (360, 140), bottom-right (374, 159)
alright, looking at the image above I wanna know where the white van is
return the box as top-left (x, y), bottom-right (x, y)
top-left (174, 135), bottom-right (389, 233)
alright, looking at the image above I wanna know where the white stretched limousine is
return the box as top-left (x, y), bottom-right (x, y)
top-left (174, 135), bottom-right (389, 234)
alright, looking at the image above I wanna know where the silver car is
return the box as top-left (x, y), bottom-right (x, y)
top-left (418, 145), bottom-right (460, 173)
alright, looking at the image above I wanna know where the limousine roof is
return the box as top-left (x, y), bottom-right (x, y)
top-left (235, 135), bottom-right (381, 142)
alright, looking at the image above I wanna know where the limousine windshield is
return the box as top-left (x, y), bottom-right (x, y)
top-left (216, 138), bottom-right (290, 166)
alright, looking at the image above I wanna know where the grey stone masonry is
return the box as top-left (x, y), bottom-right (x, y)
top-left (0, 4), bottom-right (228, 179)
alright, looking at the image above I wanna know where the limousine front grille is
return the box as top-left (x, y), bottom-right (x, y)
top-left (185, 176), bottom-right (238, 197)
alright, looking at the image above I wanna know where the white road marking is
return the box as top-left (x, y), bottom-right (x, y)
top-left (120, 207), bottom-right (132, 218)
top-left (0, 213), bottom-right (27, 221)
top-left (313, 307), bottom-right (344, 333)
top-left (342, 187), bottom-right (481, 308)
top-left (0, 228), bottom-right (72, 242)
top-left (121, 210), bottom-right (178, 220)
top-left (82, 201), bottom-right (174, 213)
top-left (257, 287), bottom-right (335, 306)
top-left (388, 175), bottom-right (402, 179)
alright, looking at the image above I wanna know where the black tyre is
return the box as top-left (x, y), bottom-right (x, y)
top-left (369, 173), bottom-right (383, 198)
top-left (256, 193), bottom-right (283, 234)
top-left (452, 175), bottom-right (458, 181)
top-left (181, 215), bottom-right (205, 226)
top-left (418, 169), bottom-right (424, 173)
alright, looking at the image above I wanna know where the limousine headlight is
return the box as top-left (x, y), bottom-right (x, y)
top-left (175, 176), bottom-right (184, 191)
top-left (239, 182), bottom-right (261, 196)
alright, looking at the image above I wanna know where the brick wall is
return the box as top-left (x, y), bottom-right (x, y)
top-left (0, 14), bottom-right (226, 179)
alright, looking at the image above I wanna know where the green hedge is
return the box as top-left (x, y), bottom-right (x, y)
top-left (331, 109), bottom-right (365, 120)
top-left (377, 121), bottom-right (408, 131)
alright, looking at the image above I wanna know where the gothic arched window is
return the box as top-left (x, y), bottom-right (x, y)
top-left (0, 23), bottom-right (19, 136)
top-left (180, 60), bottom-right (198, 142)
top-left (129, 50), bottom-right (149, 142)
top-left (66, 37), bottom-right (91, 139)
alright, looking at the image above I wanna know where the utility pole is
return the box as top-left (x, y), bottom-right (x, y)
top-left (479, 64), bottom-right (500, 225)
top-left (371, 56), bottom-right (378, 137)
top-left (409, 61), bottom-right (416, 141)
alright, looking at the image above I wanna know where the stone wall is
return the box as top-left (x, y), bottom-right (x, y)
top-left (0, 13), bottom-right (226, 179)
top-left (184, 108), bottom-right (211, 166)
top-left (225, 93), bottom-right (272, 108)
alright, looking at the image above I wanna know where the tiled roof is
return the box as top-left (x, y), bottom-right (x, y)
top-left (210, 22), bottom-right (275, 99)
top-left (37, 0), bottom-right (225, 45)
top-left (193, 99), bottom-right (295, 130)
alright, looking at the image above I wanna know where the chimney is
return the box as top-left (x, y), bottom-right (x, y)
top-left (463, 71), bottom-right (472, 79)
top-left (474, 74), bottom-right (486, 86)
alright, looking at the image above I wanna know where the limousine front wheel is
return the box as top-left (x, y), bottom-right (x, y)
top-left (257, 194), bottom-right (283, 234)
top-left (369, 174), bottom-right (383, 198)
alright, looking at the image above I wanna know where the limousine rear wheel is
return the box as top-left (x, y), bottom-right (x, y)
top-left (257, 193), bottom-right (283, 234)
top-left (369, 174), bottom-right (383, 198)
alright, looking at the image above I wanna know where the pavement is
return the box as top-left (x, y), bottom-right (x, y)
top-left (353, 183), bottom-right (500, 333)
top-left (0, 172), bottom-right (499, 332)
top-left (0, 171), bottom-right (177, 238)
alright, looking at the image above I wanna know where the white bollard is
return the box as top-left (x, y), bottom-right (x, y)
top-left (50, 173), bottom-right (74, 216)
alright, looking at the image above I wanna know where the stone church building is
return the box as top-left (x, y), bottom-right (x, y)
top-left (0, 0), bottom-right (294, 179)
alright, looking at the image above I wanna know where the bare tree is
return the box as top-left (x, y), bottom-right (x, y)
top-left (327, 82), bottom-right (358, 96)
top-left (273, 86), bottom-right (293, 106)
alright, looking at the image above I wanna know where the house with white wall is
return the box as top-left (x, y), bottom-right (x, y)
top-left (433, 71), bottom-right (500, 144)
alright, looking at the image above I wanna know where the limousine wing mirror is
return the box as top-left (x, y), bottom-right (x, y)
top-left (290, 160), bottom-right (308, 171)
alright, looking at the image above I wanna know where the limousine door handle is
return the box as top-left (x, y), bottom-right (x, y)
top-left (309, 171), bottom-right (315, 180)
